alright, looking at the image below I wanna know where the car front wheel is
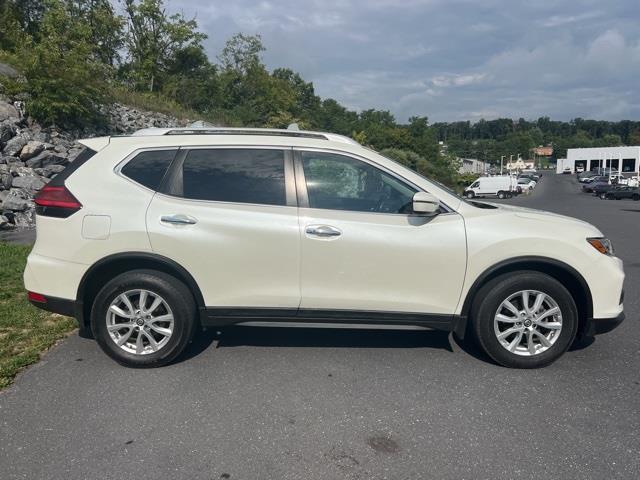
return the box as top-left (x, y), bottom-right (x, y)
top-left (471, 272), bottom-right (578, 368)
top-left (91, 270), bottom-right (197, 367)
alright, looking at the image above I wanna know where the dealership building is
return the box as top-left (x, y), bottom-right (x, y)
top-left (556, 146), bottom-right (640, 174)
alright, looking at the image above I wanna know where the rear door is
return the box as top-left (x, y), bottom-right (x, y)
top-left (146, 147), bottom-right (301, 309)
top-left (294, 149), bottom-right (466, 316)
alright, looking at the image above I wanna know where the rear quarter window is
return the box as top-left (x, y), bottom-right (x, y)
top-left (120, 150), bottom-right (177, 191)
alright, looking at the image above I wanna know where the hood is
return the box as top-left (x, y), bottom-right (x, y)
top-left (468, 201), bottom-right (603, 236)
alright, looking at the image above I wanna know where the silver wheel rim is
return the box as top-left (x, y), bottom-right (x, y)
top-left (106, 289), bottom-right (174, 355)
top-left (493, 290), bottom-right (563, 357)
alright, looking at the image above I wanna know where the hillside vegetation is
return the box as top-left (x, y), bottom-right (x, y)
top-left (1, 0), bottom-right (639, 187)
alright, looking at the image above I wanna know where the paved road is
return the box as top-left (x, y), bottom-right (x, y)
top-left (0, 227), bottom-right (36, 245)
top-left (1, 173), bottom-right (639, 479)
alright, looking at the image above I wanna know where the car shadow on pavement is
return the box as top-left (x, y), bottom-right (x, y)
top-left (209, 326), bottom-right (454, 351)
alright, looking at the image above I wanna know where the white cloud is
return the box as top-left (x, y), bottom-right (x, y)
top-left (158, 0), bottom-right (640, 121)
top-left (431, 73), bottom-right (487, 88)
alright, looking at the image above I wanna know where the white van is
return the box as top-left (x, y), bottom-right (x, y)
top-left (464, 176), bottom-right (515, 199)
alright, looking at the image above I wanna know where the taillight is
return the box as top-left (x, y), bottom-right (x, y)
top-left (34, 185), bottom-right (82, 218)
top-left (28, 291), bottom-right (47, 303)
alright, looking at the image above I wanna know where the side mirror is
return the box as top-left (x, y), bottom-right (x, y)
top-left (412, 191), bottom-right (440, 215)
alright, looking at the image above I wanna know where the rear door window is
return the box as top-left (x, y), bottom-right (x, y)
top-left (181, 148), bottom-right (286, 206)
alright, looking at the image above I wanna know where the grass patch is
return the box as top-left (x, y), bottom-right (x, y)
top-left (0, 242), bottom-right (76, 389)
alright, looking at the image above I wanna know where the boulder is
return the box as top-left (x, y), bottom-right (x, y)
top-left (2, 135), bottom-right (28, 156)
top-left (0, 101), bottom-right (19, 122)
top-left (0, 63), bottom-right (20, 79)
top-left (25, 150), bottom-right (67, 168)
top-left (32, 131), bottom-right (51, 143)
top-left (0, 121), bottom-right (16, 144)
top-left (13, 209), bottom-right (34, 227)
top-left (1, 189), bottom-right (31, 211)
top-left (42, 164), bottom-right (65, 177)
top-left (19, 140), bottom-right (46, 160)
top-left (12, 175), bottom-right (45, 191)
top-left (1, 173), bottom-right (11, 189)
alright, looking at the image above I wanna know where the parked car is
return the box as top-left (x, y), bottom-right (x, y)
top-left (519, 173), bottom-right (540, 182)
top-left (604, 186), bottom-right (640, 201)
top-left (578, 168), bottom-right (617, 182)
top-left (464, 176), bottom-right (515, 199)
top-left (576, 166), bottom-right (585, 173)
top-left (25, 127), bottom-right (625, 369)
top-left (591, 182), bottom-right (617, 197)
top-left (562, 167), bottom-right (572, 174)
top-left (517, 177), bottom-right (536, 192)
top-left (583, 179), bottom-right (611, 193)
top-left (582, 176), bottom-right (609, 189)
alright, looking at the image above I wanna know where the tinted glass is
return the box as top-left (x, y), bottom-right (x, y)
top-left (121, 150), bottom-right (176, 190)
top-left (301, 152), bottom-right (416, 213)
top-left (182, 149), bottom-right (286, 205)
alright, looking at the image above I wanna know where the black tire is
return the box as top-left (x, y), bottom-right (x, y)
top-left (633, 194), bottom-right (640, 201)
top-left (91, 269), bottom-right (197, 368)
top-left (599, 193), bottom-right (607, 200)
top-left (470, 271), bottom-right (578, 368)
top-left (497, 191), bottom-right (506, 199)
top-left (465, 191), bottom-right (475, 199)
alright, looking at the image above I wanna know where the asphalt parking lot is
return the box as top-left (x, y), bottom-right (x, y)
top-left (1, 173), bottom-right (639, 480)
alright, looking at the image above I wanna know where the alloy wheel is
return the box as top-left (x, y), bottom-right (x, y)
top-left (493, 290), bottom-right (563, 356)
top-left (106, 289), bottom-right (174, 355)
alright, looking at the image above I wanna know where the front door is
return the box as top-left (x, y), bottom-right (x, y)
top-left (146, 147), bottom-right (300, 309)
top-left (295, 150), bottom-right (467, 316)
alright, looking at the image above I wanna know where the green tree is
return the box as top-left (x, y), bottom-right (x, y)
top-left (15, 0), bottom-right (111, 127)
top-left (122, 0), bottom-right (206, 92)
top-left (67, 0), bottom-right (124, 66)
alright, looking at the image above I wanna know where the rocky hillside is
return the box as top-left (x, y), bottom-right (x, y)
top-left (0, 98), bottom-right (188, 230)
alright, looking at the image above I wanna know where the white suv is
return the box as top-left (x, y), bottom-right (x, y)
top-left (24, 128), bottom-right (625, 368)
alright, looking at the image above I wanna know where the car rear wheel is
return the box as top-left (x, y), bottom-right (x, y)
top-left (465, 191), bottom-right (475, 199)
top-left (91, 270), bottom-right (197, 367)
top-left (599, 193), bottom-right (607, 199)
top-left (470, 271), bottom-right (578, 368)
top-left (497, 191), bottom-right (506, 199)
top-left (633, 194), bottom-right (640, 201)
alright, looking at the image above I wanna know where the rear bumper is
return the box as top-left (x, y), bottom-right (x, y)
top-left (584, 312), bottom-right (626, 336)
top-left (29, 294), bottom-right (78, 317)
top-left (29, 294), bottom-right (88, 335)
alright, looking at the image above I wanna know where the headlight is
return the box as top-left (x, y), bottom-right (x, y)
top-left (587, 237), bottom-right (614, 256)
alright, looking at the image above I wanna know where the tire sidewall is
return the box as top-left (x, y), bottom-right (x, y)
top-left (91, 270), bottom-right (196, 367)
top-left (472, 272), bottom-right (578, 368)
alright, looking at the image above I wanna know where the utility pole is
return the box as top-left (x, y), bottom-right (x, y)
top-left (501, 155), bottom-right (505, 175)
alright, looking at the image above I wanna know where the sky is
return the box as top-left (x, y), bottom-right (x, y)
top-left (163, 0), bottom-right (640, 123)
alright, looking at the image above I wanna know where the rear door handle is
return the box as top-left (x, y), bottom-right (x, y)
top-left (160, 214), bottom-right (198, 225)
top-left (305, 225), bottom-right (342, 238)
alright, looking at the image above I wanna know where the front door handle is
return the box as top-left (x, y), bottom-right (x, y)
top-left (160, 214), bottom-right (198, 225)
top-left (305, 225), bottom-right (342, 238)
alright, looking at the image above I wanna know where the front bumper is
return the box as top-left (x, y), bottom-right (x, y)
top-left (584, 311), bottom-right (626, 337)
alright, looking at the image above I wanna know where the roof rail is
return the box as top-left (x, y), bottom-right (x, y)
top-left (130, 126), bottom-right (360, 145)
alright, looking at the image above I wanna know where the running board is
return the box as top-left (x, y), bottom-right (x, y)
top-left (200, 307), bottom-right (463, 333)
top-left (233, 321), bottom-right (434, 331)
